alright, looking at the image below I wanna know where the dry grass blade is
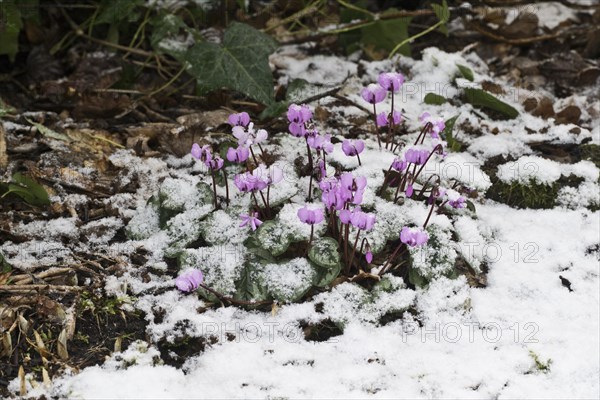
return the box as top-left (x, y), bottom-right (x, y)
top-left (0, 123), bottom-right (7, 168)
top-left (18, 365), bottom-right (26, 396)
top-left (42, 367), bottom-right (51, 388)
top-left (57, 329), bottom-right (69, 360)
top-left (17, 313), bottom-right (30, 334)
top-left (114, 336), bottom-right (122, 353)
top-left (1, 331), bottom-right (12, 357)
top-left (33, 329), bottom-right (51, 358)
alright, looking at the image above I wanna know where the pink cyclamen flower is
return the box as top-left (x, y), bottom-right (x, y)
top-left (297, 205), bottom-right (324, 225)
top-left (287, 104), bottom-right (312, 124)
top-left (253, 164), bottom-right (284, 186)
top-left (288, 122), bottom-right (306, 138)
top-left (307, 134), bottom-right (334, 154)
top-left (233, 123), bottom-right (268, 146)
top-left (405, 184), bottom-right (414, 198)
top-left (228, 112), bottom-right (250, 127)
top-left (376, 110), bottom-right (402, 127)
top-left (350, 209), bottom-right (376, 231)
top-left (419, 112), bottom-right (446, 138)
top-left (342, 139), bottom-right (365, 157)
top-left (239, 212), bottom-right (263, 231)
top-left (205, 155), bottom-right (224, 171)
top-left (400, 227), bottom-right (429, 247)
top-left (392, 157), bottom-right (408, 172)
top-left (175, 269), bottom-right (203, 293)
top-left (365, 251), bottom-right (373, 263)
top-left (234, 172), bottom-right (267, 192)
top-left (361, 84), bottom-right (387, 104)
top-left (191, 143), bottom-right (212, 163)
top-left (448, 196), bottom-right (466, 209)
top-left (339, 208), bottom-right (352, 224)
top-left (227, 146), bottom-right (250, 163)
top-left (378, 72), bottom-right (404, 92)
top-left (404, 147), bottom-right (430, 165)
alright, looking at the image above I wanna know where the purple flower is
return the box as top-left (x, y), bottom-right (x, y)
top-left (233, 123), bottom-right (268, 146)
top-left (400, 226), bottom-right (429, 247)
top-left (342, 139), bottom-right (365, 157)
top-left (228, 112), bottom-right (250, 127)
top-left (288, 122), bottom-right (307, 138)
top-left (287, 104), bottom-right (312, 124)
top-left (234, 172), bottom-right (267, 192)
top-left (448, 196), bottom-right (466, 209)
top-left (253, 164), bottom-right (283, 186)
top-left (420, 112), bottom-right (446, 139)
top-left (404, 147), bottom-right (430, 165)
top-left (339, 209), bottom-right (352, 224)
top-left (405, 184), bottom-right (414, 198)
top-left (392, 157), bottom-right (408, 172)
top-left (340, 173), bottom-right (367, 205)
top-left (297, 205), bottom-right (324, 225)
top-left (239, 212), bottom-right (263, 231)
top-left (350, 209), bottom-right (376, 231)
top-left (227, 146), bottom-right (250, 163)
top-left (378, 72), bottom-right (404, 93)
top-left (205, 155), bottom-right (224, 171)
top-left (191, 143), bottom-right (212, 163)
top-left (361, 84), bottom-right (387, 104)
top-left (322, 188), bottom-right (345, 211)
top-left (376, 110), bottom-right (402, 127)
top-left (175, 269), bottom-right (203, 293)
top-left (307, 134), bottom-right (334, 154)
top-left (365, 251), bottom-right (373, 263)
top-left (319, 176), bottom-right (339, 192)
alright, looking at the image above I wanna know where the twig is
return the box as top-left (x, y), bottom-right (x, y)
top-left (0, 284), bottom-right (82, 293)
top-left (0, 123), bottom-right (7, 168)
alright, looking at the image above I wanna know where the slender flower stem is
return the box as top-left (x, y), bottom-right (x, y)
top-left (349, 229), bottom-right (362, 273)
top-left (422, 196), bottom-right (437, 228)
top-left (343, 223), bottom-right (350, 274)
top-left (413, 122), bottom-right (432, 145)
top-left (356, 153), bottom-right (362, 166)
top-left (258, 190), bottom-right (270, 216)
top-left (257, 143), bottom-right (265, 155)
top-left (249, 146), bottom-right (259, 165)
top-left (309, 224), bottom-right (314, 247)
top-left (266, 185), bottom-right (271, 211)
top-left (373, 103), bottom-right (381, 148)
top-left (305, 139), bottom-right (314, 201)
top-left (379, 243), bottom-right (407, 276)
top-left (198, 283), bottom-right (272, 306)
top-left (411, 144), bottom-right (444, 185)
top-left (222, 170), bottom-right (230, 206)
top-left (386, 94), bottom-right (395, 150)
top-left (210, 170), bottom-right (218, 209)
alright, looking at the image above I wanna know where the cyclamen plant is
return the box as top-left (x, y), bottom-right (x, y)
top-left (164, 72), bottom-right (475, 303)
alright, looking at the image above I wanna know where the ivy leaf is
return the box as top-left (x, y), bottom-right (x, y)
top-left (361, 15), bottom-right (412, 56)
top-left (424, 93), bottom-right (447, 105)
top-left (408, 267), bottom-right (428, 288)
top-left (431, 0), bottom-right (450, 23)
top-left (234, 260), bottom-right (270, 303)
top-left (463, 88), bottom-right (519, 119)
top-left (184, 22), bottom-right (278, 105)
top-left (456, 64), bottom-right (474, 81)
top-left (466, 200), bottom-right (477, 213)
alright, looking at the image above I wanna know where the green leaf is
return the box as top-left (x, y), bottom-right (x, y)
top-left (0, 98), bottom-right (16, 117)
top-left (25, 118), bottom-right (70, 141)
top-left (2, 173), bottom-right (50, 206)
top-left (432, 0), bottom-right (450, 23)
top-left (442, 114), bottom-right (461, 152)
top-left (308, 237), bottom-right (341, 270)
top-left (361, 16), bottom-right (412, 56)
top-left (243, 236), bottom-right (276, 264)
top-left (424, 93), bottom-right (447, 105)
top-left (408, 267), bottom-right (428, 288)
top-left (463, 88), bottom-right (519, 119)
top-left (96, 0), bottom-right (142, 24)
top-left (456, 64), bottom-right (474, 81)
top-left (466, 200), bottom-right (476, 213)
top-left (255, 220), bottom-right (292, 257)
top-left (0, 252), bottom-right (11, 274)
top-left (184, 22), bottom-right (278, 105)
top-left (0, 1), bottom-right (23, 62)
top-left (234, 260), bottom-right (270, 303)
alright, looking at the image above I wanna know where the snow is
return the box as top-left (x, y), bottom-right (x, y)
top-left (7, 36), bottom-right (600, 400)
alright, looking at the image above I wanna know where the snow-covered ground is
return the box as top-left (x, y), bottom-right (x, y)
top-left (5, 44), bottom-right (599, 398)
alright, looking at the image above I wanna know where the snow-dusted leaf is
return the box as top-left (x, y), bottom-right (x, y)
top-left (184, 22), bottom-right (278, 105)
top-left (255, 220), bottom-right (292, 257)
top-left (308, 237), bottom-right (341, 270)
top-left (463, 88), bottom-right (519, 119)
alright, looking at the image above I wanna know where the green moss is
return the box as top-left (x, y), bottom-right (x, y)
top-left (486, 179), bottom-right (559, 209)
top-left (529, 350), bottom-right (552, 373)
top-left (580, 143), bottom-right (600, 170)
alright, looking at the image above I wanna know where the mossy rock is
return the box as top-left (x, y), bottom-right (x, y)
top-left (580, 143), bottom-right (600, 170)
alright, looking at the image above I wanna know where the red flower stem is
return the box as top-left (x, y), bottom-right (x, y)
top-left (210, 170), bottom-right (218, 209)
top-left (309, 224), bottom-right (314, 247)
top-left (249, 146), bottom-right (259, 165)
top-left (373, 103), bottom-right (381, 149)
top-left (222, 169), bottom-right (230, 205)
top-left (411, 144), bottom-right (444, 185)
top-left (380, 243), bottom-right (407, 276)
top-left (423, 196), bottom-right (437, 228)
top-left (348, 229), bottom-right (362, 273)
top-left (356, 153), bottom-right (362, 166)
